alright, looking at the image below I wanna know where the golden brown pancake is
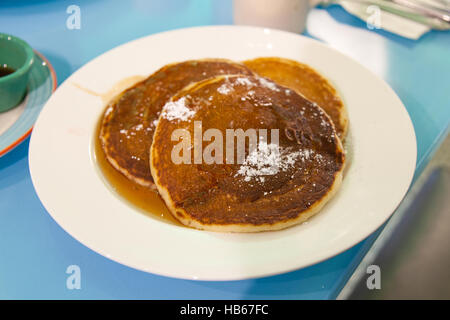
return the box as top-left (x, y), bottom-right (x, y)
top-left (243, 57), bottom-right (348, 140)
top-left (99, 59), bottom-right (253, 188)
top-left (151, 75), bottom-right (345, 232)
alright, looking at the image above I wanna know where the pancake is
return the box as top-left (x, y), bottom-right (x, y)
top-left (99, 59), bottom-right (253, 188)
top-left (243, 57), bottom-right (348, 140)
top-left (151, 75), bottom-right (345, 232)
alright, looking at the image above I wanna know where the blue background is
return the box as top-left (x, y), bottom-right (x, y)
top-left (0, 0), bottom-right (449, 299)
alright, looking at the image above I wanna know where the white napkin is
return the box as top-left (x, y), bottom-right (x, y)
top-left (339, 1), bottom-right (430, 40)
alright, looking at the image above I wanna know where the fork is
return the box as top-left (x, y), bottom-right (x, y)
top-left (319, 0), bottom-right (450, 29)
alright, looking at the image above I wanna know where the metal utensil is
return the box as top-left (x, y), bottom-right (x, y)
top-left (320, 0), bottom-right (450, 29)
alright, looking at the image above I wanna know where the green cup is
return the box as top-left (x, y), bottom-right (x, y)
top-left (0, 33), bottom-right (34, 112)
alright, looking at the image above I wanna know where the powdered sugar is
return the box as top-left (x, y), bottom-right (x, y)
top-left (217, 82), bottom-right (233, 95)
top-left (237, 142), bottom-right (282, 179)
top-left (161, 97), bottom-right (195, 122)
top-left (235, 77), bottom-right (254, 87)
top-left (236, 141), bottom-right (316, 183)
top-left (217, 76), bottom-right (280, 97)
top-left (258, 77), bottom-right (280, 92)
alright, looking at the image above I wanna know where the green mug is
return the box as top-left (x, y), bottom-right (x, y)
top-left (0, 33), bottom-right (34, 112)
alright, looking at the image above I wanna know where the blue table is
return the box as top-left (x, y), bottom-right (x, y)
top-left (0, 0), bottom-right (449, 299)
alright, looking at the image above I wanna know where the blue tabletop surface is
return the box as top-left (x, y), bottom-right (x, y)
top-left (0, 0), bottom-right (449, 299)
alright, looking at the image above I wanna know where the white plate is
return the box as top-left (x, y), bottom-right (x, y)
top-left (29, 26), bottom-right (416, 280)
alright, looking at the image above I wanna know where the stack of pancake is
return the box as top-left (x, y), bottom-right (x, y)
top-left (99, 57), bottom-right (347, 232)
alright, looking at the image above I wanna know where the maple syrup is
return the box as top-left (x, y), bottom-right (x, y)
top-left (0, 65), bottom-right (15, 77)
top-left (94, 119), bottom-right (180, 225)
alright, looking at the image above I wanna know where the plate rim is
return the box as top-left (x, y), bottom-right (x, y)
top-left (29, 25), bottom-right (417, 281)
top-left (0, 51), bottom-right (57, 157)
